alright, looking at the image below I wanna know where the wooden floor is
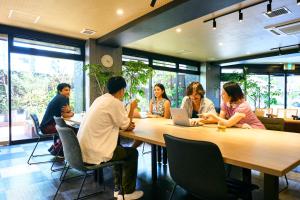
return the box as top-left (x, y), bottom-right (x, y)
top-left (0, 140), bottom-right (300, 200)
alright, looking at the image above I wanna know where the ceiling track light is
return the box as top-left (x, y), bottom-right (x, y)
top-left (150, 0), bottom-right (157, 7)
top-left (267, 0), bottom-right (272, 14)
top-left (239, 10), bottom-right (243, 22)
top-left (213, 19), bottom-right (216, 29)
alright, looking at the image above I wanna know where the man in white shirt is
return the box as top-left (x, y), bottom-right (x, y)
top-left (77, 76), bottom-right (143, 200)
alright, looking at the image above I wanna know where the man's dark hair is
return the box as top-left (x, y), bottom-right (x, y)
top-left (223, 81), bottom-right (244, 103)
top-left (107, 76), bottom-right (127, 94)
top-left (186, 82), bottom-right (205, 98)
top-left (57, 83), bottom-right (71, 94)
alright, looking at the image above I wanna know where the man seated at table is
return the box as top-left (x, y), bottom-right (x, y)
top-left (77, 76), bottom-right (143, 200)
top-left (40, 83), bottom-right (74, 156)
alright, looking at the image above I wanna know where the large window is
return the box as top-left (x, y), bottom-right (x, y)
top-left (11, 53), bottom-right (83, 140)
top-left (270, 75), bottom-right (284, 114)
top-left (246, 75), bottom-right (269, 110)
top-left (287, 75), bottom-right (300, 113)
top-left (0, 35), bottom-right (8, 144)
top-left (122, 51), bottom-right (200, 110)
top-left (0, 27), bottom-right (85, 143)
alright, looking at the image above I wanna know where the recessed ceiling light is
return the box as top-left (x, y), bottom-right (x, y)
top-left (176, 28), bottom-right (182, 33)
top-left (218, 42), bottom-right (223, 46)
top-left (116, 9), bottom-right (124, 16)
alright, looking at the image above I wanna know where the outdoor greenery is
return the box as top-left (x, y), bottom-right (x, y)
top-left (221, 71), bottom-right (281, 108)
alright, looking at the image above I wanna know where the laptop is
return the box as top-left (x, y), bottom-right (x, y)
top-left (170, 108), bottom-right (203, 127)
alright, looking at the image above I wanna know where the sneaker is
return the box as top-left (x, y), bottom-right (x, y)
top-left (48, 145), bottom-right (54, 153)
top-left (117, 190), bottom-right (143, 200)
top-left (114, 191), bottom-right (119, 198)
top-left (57, 150), bottom-right (64, 159)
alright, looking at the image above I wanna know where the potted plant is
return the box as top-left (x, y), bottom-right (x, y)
top-left (122, 61), bottom-right (154, 103)
top-left (83, 63), bottom-right (115, 95)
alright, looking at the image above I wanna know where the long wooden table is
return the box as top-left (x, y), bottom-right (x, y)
top-left (120, 118), bottom-right (300, 200)
top-left (66, 116), bottom-right (300, 200)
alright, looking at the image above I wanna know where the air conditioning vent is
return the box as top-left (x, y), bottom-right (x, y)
top-left (80, 29), bottom-right (96, 35)
top-left (265, 19), bottom-right (300, 36)
top-left (263, 7), bottom-right (291, 18)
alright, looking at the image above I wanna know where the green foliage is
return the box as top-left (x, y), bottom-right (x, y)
top-left (83, 64), bottom-right (115, 95)
top-left (122, 61), bottom-right (154, 102)
top-left (223, 71), bottom-right (281, 108)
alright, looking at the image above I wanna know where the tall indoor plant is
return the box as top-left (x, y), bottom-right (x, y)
top-left (83, 63), bottom-right (114, 95)
top-left (122, 61), bottom-right (154, 102)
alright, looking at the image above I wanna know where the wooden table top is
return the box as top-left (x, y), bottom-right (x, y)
top-left (65, 116), bottom-right (300, 177)
top-left (120, 118), bottom-right (300, 177)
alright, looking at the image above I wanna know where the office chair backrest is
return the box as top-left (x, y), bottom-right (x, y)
top-left (164, 134), bottom-right (228, 200)
top-left (30, 113), bottom-right (43, 136)
top-left (53, 116), bottom-right (68, 127)
top-left (257, 117), bottom-right (284, 131)
top-left (56, 126), bottom-right (84, 170)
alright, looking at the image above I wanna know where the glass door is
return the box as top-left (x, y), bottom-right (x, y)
top-left (10, 53), bottom-right (83, 141)
top-left (0, 34), bottom-right (9, 145)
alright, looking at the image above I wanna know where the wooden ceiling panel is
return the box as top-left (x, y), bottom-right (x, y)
top-left (0, 0), bottom-right (171, 39)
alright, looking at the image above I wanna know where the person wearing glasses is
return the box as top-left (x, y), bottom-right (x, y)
top-left (181, 82), bottom-right (217, 123)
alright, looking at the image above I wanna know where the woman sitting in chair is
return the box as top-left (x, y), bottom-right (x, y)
top-left (147, 83), bottom-right (171, 118)
top-left (181, 81), bottom-right (217, 124)
top-left (202, 82), bottom-right (265, 129)
top-left (132, 83), bottom-right (170, 148)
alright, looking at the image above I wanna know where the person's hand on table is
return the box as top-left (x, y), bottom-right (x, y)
top-left (126, 122), bottom-right (135, 131)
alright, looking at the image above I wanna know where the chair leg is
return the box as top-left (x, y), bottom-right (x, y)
top-left (76, 172), bottom-right (88, 200)
top-left (51, 146), bottom-right (65, 172)
top-left (279, 175), bottom-right (289, 193)
top-left (27, 137), bottom-right (54, 165)
top-left (53, 165), bottom-right (70, 200)
top-left (169, 184), bottom-right (177, 200)
top-left (59, 162), bottom-right (68, 181)
top-left (142, 143), bottom-right (151, 155)
top-left (27, 137), bottom-right (41, 164)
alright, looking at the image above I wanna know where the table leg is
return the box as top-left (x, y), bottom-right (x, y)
top-left (264, 174), bottom-right (279, 200)
top-left (162, 147), bottom-right (167, 165)
top-left (242, 168), bottom-right (252, 200)
top-left (157, 146), bottom-right (162, 163)
top-left (242, 168), bottom-right (252, 184)
top-left (151, 144), bottom-right (157, 181)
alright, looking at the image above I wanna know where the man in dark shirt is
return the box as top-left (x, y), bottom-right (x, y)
top-left (40, 83), bottom-right (74, 155)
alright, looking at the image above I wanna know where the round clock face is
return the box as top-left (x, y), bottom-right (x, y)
top-left (101, 54), bottom-right (113, 68)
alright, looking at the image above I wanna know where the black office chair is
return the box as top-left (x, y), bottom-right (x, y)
top-left (258, 116), bottom-right (288, 191)
top-left (27, 114), bottom-right (57, 165)
top-left (53, 126), bottom-right (125, 200)
top-left (164, 134), bottom-right (258, 200)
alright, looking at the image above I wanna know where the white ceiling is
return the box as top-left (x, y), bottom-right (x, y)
top-left (0, 0), bottom-right (171, 39)
top-left (125, 0), bottom-right (300, 62)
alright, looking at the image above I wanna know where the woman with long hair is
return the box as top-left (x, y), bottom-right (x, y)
top-left (202, 82), bottom-right (265, 129)
top-left (147, 83), bottom-right (171, 118)
top-left (132, 83), bottom-right (171, 149)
